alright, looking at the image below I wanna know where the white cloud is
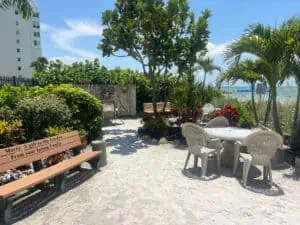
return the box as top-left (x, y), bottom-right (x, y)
top-left (49, 56), bottom-right (88, 65)
top-left (206, 42), bottom-right (231, 58)
top-left (41, 19), bottom-right (103, 60)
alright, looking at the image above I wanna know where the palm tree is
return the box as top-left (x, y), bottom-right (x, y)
top-left (282, 17), bottom-right (300, 132)
top-left (0, 0), bottom-right (33, 19)
top-left (195, 56), bottom-right (221, 88)
top-left (220, 60), bottom-right (262, 123)
top-left (224, 23), bottom-right (291, 134)
top-left (31, 57), bottom-right (49, 72)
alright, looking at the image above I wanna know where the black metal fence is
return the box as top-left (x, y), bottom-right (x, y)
top-left (0, 76), bottom-right (37, 87)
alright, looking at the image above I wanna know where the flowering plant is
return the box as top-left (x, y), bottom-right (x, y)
top-left (214, 104), bottom-right (240, 126)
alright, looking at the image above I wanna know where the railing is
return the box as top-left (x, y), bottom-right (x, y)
top-left (0, 76), bottom-right (36, 87)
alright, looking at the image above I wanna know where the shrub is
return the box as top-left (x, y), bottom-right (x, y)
top-left (0, 85), bottom-right (28, 107)
top-left (214, 104), bottom-right (240, 126)
top-left (0, 106), bottom-right (17, 121)
top-left (46, 84), bottom-right (103, 141)
top-left (0, 120), bottom-right (25, 148)
top-left (143, 116), bottom-right (168, 138)
top-left (16, 95), bottom-right (73, 140)
top-left (236, 101), bottom-right (254, 128)
top-left (46, 126), bottom-right (73, 137)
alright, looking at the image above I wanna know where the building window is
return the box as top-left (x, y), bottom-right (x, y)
top-left (16, 39), bottom-right (20, 44)
top-left (17, 58), bottom-right (21, 62)
top-left (16, 30), bottom-right (20, 35)
top-left (18, 66), bottom-right (22, 71)
top-left (34, 40), bottom-right (40, 46)
top-left (17, 48), bottom-right (20, 53)
top-left (33, 21), bottom-right (40, 28)
top-left (34, 32), bottom-right (40, 37)
top-left (33, 12), bottom-right (40, 18)
top-left (16, 21), bottom-right (19, 26)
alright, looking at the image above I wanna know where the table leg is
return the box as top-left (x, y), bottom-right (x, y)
top-left (221, 141), bottom-right (235, 168)
top-left (194, 156), bottom-right (198, 168)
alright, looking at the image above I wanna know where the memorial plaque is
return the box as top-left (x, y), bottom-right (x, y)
top-left (0, 131), bottom-right (81, 173)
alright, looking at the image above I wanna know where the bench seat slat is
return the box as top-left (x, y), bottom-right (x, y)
top-left (0, 151), bottom-right (101, 198)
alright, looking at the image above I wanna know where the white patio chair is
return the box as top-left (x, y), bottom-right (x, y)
top-left (182, 123), bottom-right (223, 178)
top-left (201, 103), bottom-right (216, 121)
top-left (205, 116), bottom-right (229, 128)
top-left (233, 130), bottom-right (283, 187)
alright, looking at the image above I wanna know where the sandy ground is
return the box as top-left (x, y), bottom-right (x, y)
top-left (15, 119), bottom-right (300, 225)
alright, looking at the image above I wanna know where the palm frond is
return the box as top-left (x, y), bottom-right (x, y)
top-left (0, 0), bottom-right (33, 19)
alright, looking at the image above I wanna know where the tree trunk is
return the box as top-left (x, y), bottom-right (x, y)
top-left (251, 83), bottom-right (259, 124)
top-left (148, 68), bottom-right (159, 118)
top-left (263, 90), bottom-right (272, 126)
top-left (271, 84), bottom-right (283, 135)
top-left (293, 81), bottom-right (300, 131)
top-left (202, 72), bottom-right (207, 88)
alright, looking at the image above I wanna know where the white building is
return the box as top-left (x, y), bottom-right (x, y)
top-left (0, 4), bottom-right (42, 78)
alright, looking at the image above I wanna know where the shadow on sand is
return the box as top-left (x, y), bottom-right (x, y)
top-left (234, 164), bottom-right (284, 196)
top-left (10, 168), bottom-right (98, 224)
top-left (104, 128), bottom-right (151, 156)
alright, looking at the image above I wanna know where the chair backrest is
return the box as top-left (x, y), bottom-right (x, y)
top-left (205, 116), bottom-right (229, 128)
top-left (244, 130), bottom-right (283, 165)
top-left (182, 123), bottom-right (209, 155)
top-left (0, 131), bottom-right (82, 173)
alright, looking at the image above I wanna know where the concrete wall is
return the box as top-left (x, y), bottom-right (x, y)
top-left (78, 85), bottom-right (136, 116)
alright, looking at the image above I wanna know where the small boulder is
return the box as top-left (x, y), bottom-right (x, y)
top-left (159, 137), bottom-right (169, 145)
top-left (151, 138), bottom-right (159, 145)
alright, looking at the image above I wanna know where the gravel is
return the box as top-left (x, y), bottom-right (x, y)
top-left (16, 119), bottom-right (300, 225)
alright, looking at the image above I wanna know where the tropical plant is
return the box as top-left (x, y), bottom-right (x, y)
top-left (0, 0), bottom-right (33, 19)
top-left (225, 23), bottom-right (291, 134)
top-left (31, 57), bottom-right (49, 72)
top-left (281, 17), bottom-right (300, 132)
top-left (0, 120), bottom-right (25, 148)
top-left (220, 59), bottom-right (262, 123)
top-left (195, 56), bottom-right (221, 88)
top-left (99, 0), bottom-right (211, 118)
top-left (214, 104), bottom-right (240, 126)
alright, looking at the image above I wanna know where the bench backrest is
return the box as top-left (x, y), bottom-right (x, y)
top-left (0, 131), bottom-right (82, 173)
top-left (143, 102), bottom-right (172, 113)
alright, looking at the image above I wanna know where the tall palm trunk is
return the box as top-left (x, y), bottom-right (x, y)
top-left (202, 71), bottom-right (207, 88)
top-left (271, 83), bottom-right (283, 135)
top-left (250, 82), bottom-right (259, 124)
top-left (263, 91), bottom-right (272, 125)
top-left (293, 81), bottom-right (300, 131)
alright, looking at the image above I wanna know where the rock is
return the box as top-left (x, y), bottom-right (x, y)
top-left (173, 140), bottom-right (181, 146)
top-left (159, 137), bottom-right (169, 145)
top-left (295, 157), bottom-right (300, 175)
top-left (151, 139), bottom-right (159, 145)
top-left (141, 135), bottom-right (151, 142)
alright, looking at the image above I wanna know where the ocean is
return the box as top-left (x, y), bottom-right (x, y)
top-left (221, 86), bottom-right (298, 102)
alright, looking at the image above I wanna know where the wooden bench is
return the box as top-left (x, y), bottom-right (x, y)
top-left (0, 131), bottom-right (101, 225)
top-left (143, 102), bottom-right (172, 115)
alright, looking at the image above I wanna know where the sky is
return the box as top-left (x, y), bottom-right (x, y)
top-left (37, 0), bottom-right (300, 86)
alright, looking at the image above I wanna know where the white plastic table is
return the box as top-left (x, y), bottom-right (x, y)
top-left (204, 127), bottom-right (259, 168)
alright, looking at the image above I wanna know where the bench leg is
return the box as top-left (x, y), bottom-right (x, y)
top-left (0, 197), bottom-right (14, 225)
top-left (89, 156), bottom-right (101, 169)
top-left (55, 172), bottom-right (67, 193)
